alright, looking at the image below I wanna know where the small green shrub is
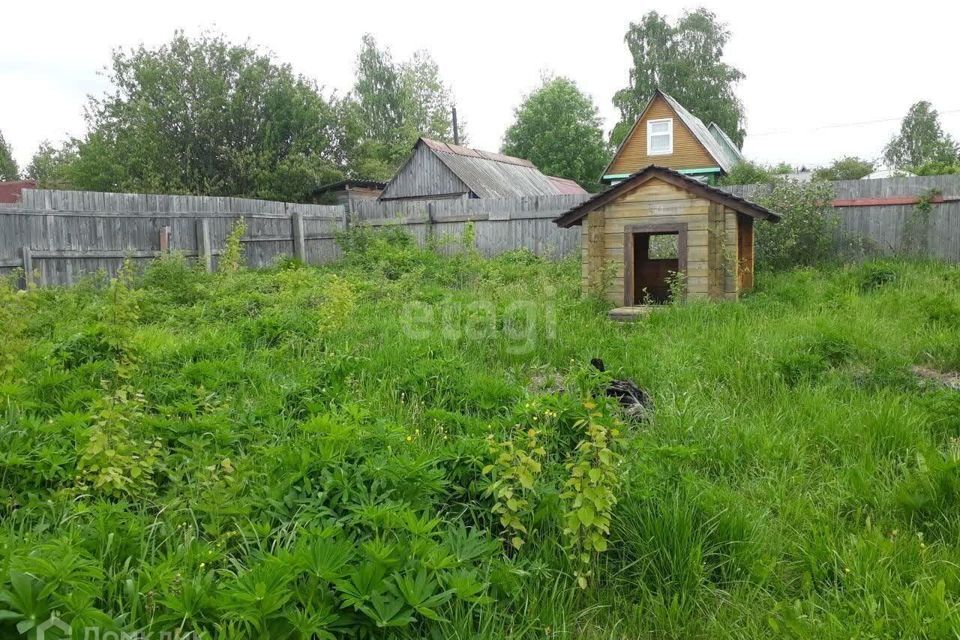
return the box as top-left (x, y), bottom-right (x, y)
top-left (52, 328), bottom-right (120, 368)
top-left (141, 253), bottom-right (210, 306)
top-left (560, 398), bottom-right (625, 588)
top-left (0, 272), bottom-right (34, 377)
top-left (857, 262), bottom-right (899, 292)
top-left (219, 218), bottom-right (247, 274)
top-left (77, 385), bottom-right (164, 497)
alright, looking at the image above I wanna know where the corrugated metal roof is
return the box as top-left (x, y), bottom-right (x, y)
top-left (422, 138), bottom-right (535, 168)
top-left (706, 123), bottom-right (745, 171)
top-left (420, 138), bottom-right (573, 198)
top-left (658, 92), bottom-right (741, 173)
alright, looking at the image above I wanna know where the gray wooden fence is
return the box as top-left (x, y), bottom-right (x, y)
top-left (0, 189), bottom-right (345, 287)
top-left (351, 194), bottom-right (587, 257)
top-left (4, 177), bottom-right (959, 288)
top-left (724, 175), bottom-right (960, 261)
top-left (0, 189), bottom-right (588, 287)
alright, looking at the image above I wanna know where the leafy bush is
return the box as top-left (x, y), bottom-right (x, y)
top-left (753, 180), bottom-right (840, 270)
top-left (913, 161), bottom-right (960, 176)
top-left (812, 156), bottom-right (874, 181)
top-left (719, 161), bottom-right (778, 186)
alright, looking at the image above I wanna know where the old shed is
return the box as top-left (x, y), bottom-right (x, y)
top-left (379, 137), bottom-right (587, 201)
top-left (554, 166), bottom-right (779, 313)
top-left (311, 179), bottom-right (385, 206)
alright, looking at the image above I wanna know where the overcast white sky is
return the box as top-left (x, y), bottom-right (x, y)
top-left (2, 0), bottom-right (959, 171)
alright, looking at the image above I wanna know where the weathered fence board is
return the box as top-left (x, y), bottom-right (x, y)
top-left (0, 189), bottom-right (588, 286)
top-left (724, 176), bottom-right (960, 260)
top-left (350, 194), bottom-right (587, 258)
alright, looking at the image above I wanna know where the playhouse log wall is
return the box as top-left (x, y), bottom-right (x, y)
top-left (580, 178), bottom-right (743, 304)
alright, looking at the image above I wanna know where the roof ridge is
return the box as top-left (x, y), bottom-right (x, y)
top-left (659, 91), bottom-right (705, 127)
top-left (419, 137), bottom-right (533, 168)
top-left (659, 92), bottom-right (742, 172)
top-left (602, 90), bottom-right (741, 177)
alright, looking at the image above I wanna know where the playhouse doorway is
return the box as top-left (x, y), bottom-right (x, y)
top-left (624, 223), bottom-right (688, 306)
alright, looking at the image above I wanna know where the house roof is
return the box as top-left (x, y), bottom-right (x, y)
top-left (863, 167), bottom-right (914, 180)
top-left (602, 90), bottom-right (744, 178)
top-left (0, 180), bottom-right (36, 204)
top-left (547, 175), bottom-right (589, 195)
top-left (553, 165), bottom-right (780, 228)
top-left (417, 138), bottom-right (582, 198)
top-left (705, 122), bottom-right (745, 171)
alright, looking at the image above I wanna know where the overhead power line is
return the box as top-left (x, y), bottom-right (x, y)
top-left (749, 108), bottom-right (960, 137)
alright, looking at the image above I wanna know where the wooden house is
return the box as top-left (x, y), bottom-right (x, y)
top-left (554, 166), bottom-right (779, 315)
top-left (379, 138), bottom-right (587, 201)
top-left (603, 90), bottom-right (744, 185)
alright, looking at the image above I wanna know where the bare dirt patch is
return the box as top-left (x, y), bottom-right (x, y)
top-left (912, 366), bottom-right (960, 391)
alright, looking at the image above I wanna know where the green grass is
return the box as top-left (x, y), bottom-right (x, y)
top-left (2, 230), bottom-right (960, 638)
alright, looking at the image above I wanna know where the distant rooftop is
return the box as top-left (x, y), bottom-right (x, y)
top-left (0, 179), bottom-right (36, 204)
top-left (412, 137), bottom-right (587, 198)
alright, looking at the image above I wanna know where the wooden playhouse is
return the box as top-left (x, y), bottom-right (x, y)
top-left (554, 166), bottom-right (780, 317)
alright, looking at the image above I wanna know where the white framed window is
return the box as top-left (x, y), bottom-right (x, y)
top-left (647, 118), bottom-right (673, 155)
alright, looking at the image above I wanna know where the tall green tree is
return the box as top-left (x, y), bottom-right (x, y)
top-left (338, 35), bottom-right (460, 180)
top-left (883, 101), bottom-right (958, 170)
top-left (352, 35), bottom-right (410, 147)
top-left (402, 50), bottom-right (460, 145)
top-left (501, 76), bottom-right (609, 191)
top-left (26, 139), bottom-right (79, 188)
top-left (611, 9), bottom-right (745, 148)
top-left (0, 130), bottom-right (18, 181)
top-left (813, 156), bottom-right (874, 181)
top-left (69, 32), bottom-right (342, 201)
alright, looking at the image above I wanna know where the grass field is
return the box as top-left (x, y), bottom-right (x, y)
top-left (2, 229), bottom-right (960, 638)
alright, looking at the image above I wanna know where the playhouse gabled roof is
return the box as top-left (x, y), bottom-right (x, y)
top-left (602, 90), bottom-right (744, 179)
top-left (553, 165), bottom-right (780, 228)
